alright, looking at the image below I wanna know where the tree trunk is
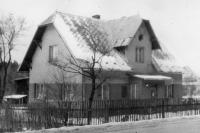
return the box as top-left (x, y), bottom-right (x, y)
top-left (87, 78), bottom-right (96, 125)
top-left (0, 69), bottom-right (7, 103)
top-left (0, 75), bottom-right (2, 102)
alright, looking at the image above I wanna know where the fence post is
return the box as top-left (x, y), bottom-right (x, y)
top-left (162, 99), bottom-right (165, 118)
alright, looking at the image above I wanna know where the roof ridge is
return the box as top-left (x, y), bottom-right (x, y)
top-left (56, 11), bottom-right (107, 22)
top-left (107, 14), bottom-right (142, 22)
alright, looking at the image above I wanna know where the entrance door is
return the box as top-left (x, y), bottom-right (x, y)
top-left (131, 84), bottom-right (139, 99)
top-left (151, 85), bottom-right (157, 99)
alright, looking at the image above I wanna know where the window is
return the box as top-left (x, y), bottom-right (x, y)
top-left (49, 45), bottom-right (58, 63)
top-left (59, 84), bottom-right (74, 101)
top-left (135, 47), bottom-right (144, 63)
top-left (151, 86), bottom-right (157, 99)
top-left (34, 84), bottom-right (39, 98)
top-left (130, 84), bottom-right (139, 99)
top-left (34, 83), bottom-right (45, 99)
top-left (97, 84), bottom-right (109, 100)
top-left (121, 86), bottom-right (128, 98)
top-left (165, 85), bottom-right (173, 98)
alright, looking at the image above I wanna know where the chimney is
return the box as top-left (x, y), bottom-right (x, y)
top-left (92, 15), bottom-right (100, 19)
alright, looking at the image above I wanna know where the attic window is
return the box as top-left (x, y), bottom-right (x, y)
top-left (115, 46), bottom-right (126, 55)
top-left (49, 45), bottom-right (58, 63)
top-left (139, 34), bottom-right (143, 41)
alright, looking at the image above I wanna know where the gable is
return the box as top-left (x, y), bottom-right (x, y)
top-left (18, 26), bottom-right (47, 71)
top-left (19, 12), bottom-right (189, 74)
top-left (29, 24), bottom-right (76, 83)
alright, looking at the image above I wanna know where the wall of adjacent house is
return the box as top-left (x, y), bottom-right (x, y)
top-left (29, 24), bottom-right (82, 103)
top-left (126, 22), bottom-right (153, 74)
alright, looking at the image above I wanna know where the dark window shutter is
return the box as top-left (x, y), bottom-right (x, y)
top-left (34, 83), bottom-right (36, 98)
top-left (165, 86), bottom-right (167, 98)
top-left (172, 85), bottom-right (174, 98)
top-left (49, 46), bottom-right (52, 62)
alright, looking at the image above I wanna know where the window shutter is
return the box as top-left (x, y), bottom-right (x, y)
top-left (172, 85), bottom-right (174, 98)
top-left (165, 86), bottom-right (167, 98)
top-left (49, 46), bottom-right (53, 62)
top-left (34, 83), bottom-right (36, 98)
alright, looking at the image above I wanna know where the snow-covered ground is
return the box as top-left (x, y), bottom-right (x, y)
top-left (16, 115), bottom-right (200, 133)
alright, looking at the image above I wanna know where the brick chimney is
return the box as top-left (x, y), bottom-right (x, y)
top-left (92, 15), bottom-right (100, 19)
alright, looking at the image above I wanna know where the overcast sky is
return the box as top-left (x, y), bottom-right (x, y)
top-left (0, 0), bottom-right (200, 75)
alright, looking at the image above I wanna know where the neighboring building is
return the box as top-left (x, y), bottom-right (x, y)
top-left (3, 72), bottom-right (29, 104)
top-left (18, 12), bottom-right (190, 103)
top-left (14, 72), bottom-right (29, 103)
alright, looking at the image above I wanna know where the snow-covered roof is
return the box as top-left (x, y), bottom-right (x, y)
top-left (152, 36), bottom-right (191, 74)
top-left (133, 75), bottom-right (172, 80)
top-left (19, 11), bottom-right (189, 74)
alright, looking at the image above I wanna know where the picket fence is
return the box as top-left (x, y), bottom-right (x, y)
top-left (0, 98), bottom-right (200, 132)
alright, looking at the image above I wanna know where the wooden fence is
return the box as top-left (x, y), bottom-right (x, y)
top-left (0, 98), bottom-right (200, 132)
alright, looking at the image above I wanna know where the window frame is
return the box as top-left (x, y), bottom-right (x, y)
top-left (97, 84), bottom-right (109, 100)
top-left (59, 84), bottom-right (74, 101)
top-left (165, 85), bottom-right (173, 98)
top-left (34, 83), bottom-right (45, 99)
top-left (49, 45), bottom-right (58, 63)
top-left (135, 47), bottom-right (144, 63)
top-left (130, 84), bottom-right (139, 99)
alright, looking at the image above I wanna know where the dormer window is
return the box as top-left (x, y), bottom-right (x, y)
top-left (115, 46), bottom-right (126, 55)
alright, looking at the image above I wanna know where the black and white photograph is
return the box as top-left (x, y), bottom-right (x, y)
top-left (0, 0), bottom-right (200, 132)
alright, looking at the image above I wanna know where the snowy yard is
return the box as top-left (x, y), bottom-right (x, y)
top-left (15, 115), bottom-right (200, 133)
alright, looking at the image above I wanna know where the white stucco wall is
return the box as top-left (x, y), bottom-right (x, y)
top-left (29, 24), bottom-right (82, 84)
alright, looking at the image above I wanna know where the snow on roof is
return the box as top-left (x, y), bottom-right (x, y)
top-left (133, 75), bottom-right (172, 80)
top-left (19, 11), bottom-right (189, 73)
top-left (108, 15), bottom-right (141, 39)
top-left (53, 12), bottom-right (132, 71)
top-left (152, 35), bottom-right (190, 74)
top-left (4, 95), bottom-right (27, 99)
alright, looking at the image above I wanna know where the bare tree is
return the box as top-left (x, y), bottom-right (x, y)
top-left (34, 70), bottom-right (84, 127)
top-left (0, 14), bottom-right (27, 103)
top-left (45, 70), bottom-right (83, 103)
top-left (52, 16), bottom-right (118, 124)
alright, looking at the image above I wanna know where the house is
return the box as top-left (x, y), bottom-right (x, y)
top-left (18, 12), bottom-right (191, 103)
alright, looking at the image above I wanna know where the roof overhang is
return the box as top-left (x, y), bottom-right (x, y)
top-left (143, 20), bottom-right (161, 50)
top-left (18, 26), bottom-right (47, 71)
top-left (14, 77), bottom-right (29, 81)
top-left (4, 95), bottom-right (27, 99)
top-left (132, 75), bottom-right (172, 81)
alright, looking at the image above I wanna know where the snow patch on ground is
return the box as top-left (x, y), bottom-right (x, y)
top-left (15, 115), bottom-right (200, 133)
